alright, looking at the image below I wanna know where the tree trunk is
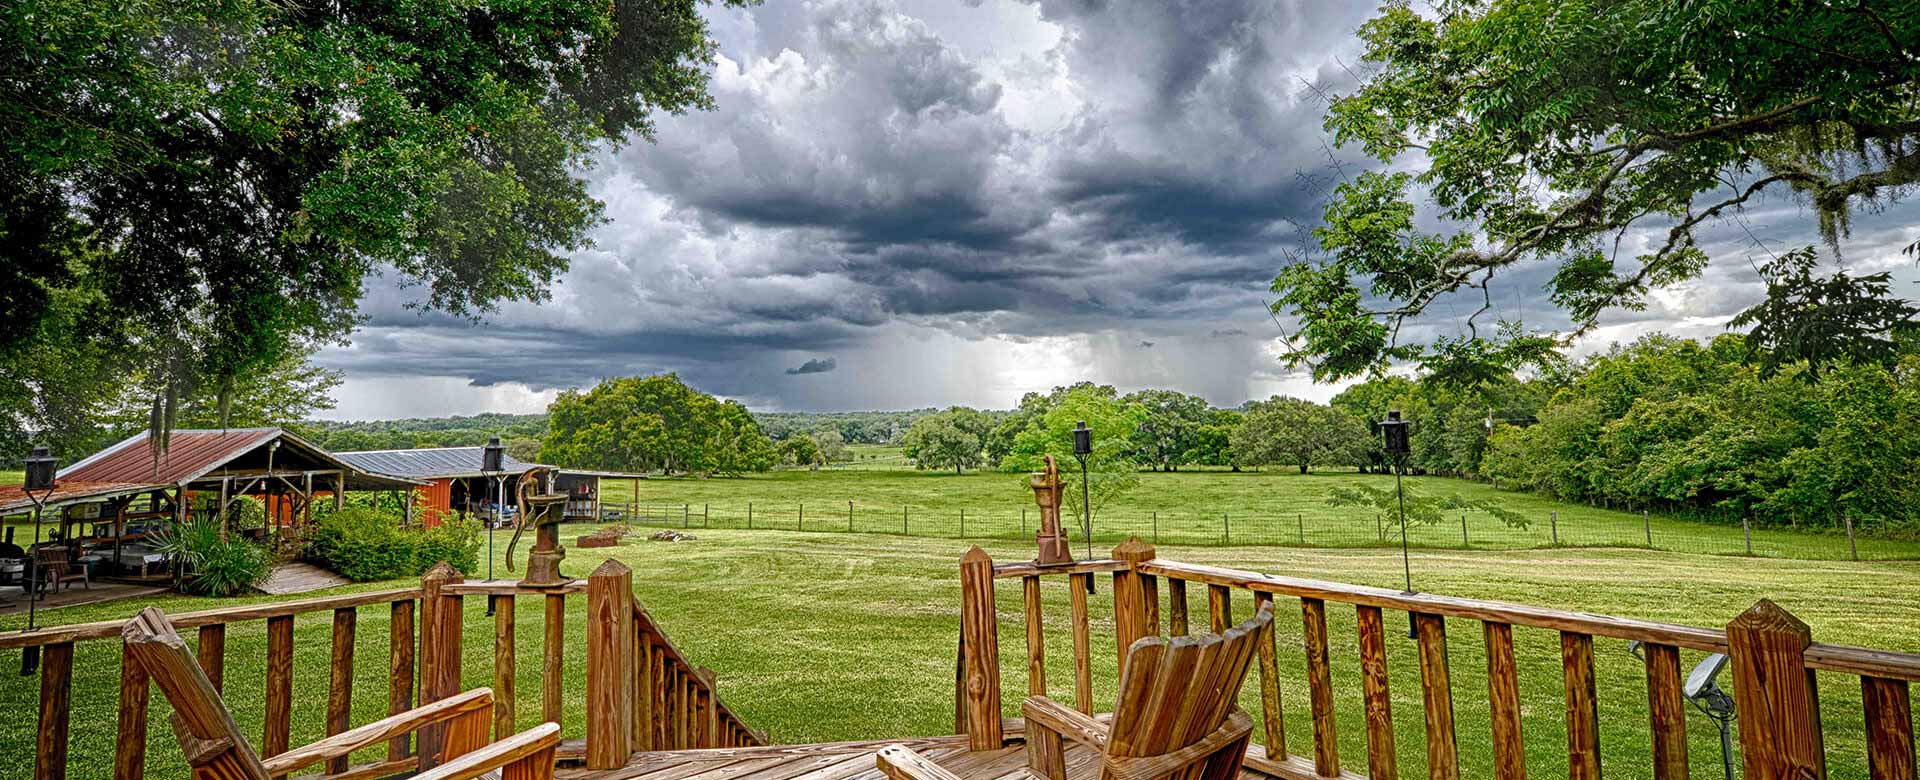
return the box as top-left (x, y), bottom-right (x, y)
top-left (1298, 463), bottom-right (1309, 474)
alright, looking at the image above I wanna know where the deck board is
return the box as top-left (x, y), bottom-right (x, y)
top-left (561, 734), bottom-right (1277, 780)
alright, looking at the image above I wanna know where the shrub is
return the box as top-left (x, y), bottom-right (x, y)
top-left (151, 517), bottom-right (272, 596)
top-left (306, 507), bottom-right (481, 582)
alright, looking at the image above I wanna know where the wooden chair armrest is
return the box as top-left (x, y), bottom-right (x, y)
top-left (1102, 710), bottom-right (1254, 780)
top-left (1022, 696), bottom-right (1108, 750)
top-left (260, 688), bottom-right (493, 776)
top-left (409, 722), bottom-right (561, 780)
top-left (877, 744), bottom-right (965, 780)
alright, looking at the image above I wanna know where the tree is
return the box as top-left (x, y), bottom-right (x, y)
top-left (504, 437), bottom-right (544, 463)
top-left (1729, 246), bottom-right (1919, 382)
top-left (809, 429), bottom-right (849, 464)
top-left (902, 408), bottom-right (991, 474)
top-left (1273, 0), bottom-right (1920, 380)
top-left (541, 374), bottom-right (774, 476)
top-left (1230, 397), bottom-right (1369, 474)
top-left (2, 0), bottom-right (747, 447)
top-left (1002, 387), bottom-right (1145, 526)
top-left (777, 436), bottom-right (822, 468)
top-left (1122, 389), bottom-right (1213, 471)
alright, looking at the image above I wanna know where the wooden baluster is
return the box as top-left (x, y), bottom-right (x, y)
top-left (543, 593), bottom-right (565, 727)
top-left (1024, 575), bottom-right (1046, 697)
top-left (1070, 572), bottom-right (1093, 715)
top-left (1253, 591), bottom-right (1287, 763)
top-left (1301, 598), bottom-right (1339, 777)
top-left (389, 600), bottom-right (416, 760)
top-left (653, 645), bottom-right (670, 749)
top-left (1727, 599), bottom-right (1825, 780)
top-left (1862, 676), bottom-right (1915, 780)
top-left (1414, 612), bottom-right (1458, 780)
top-left (326, 608), bottom-right (357, 775)
top-left (587, 561), bottom-right (636, 770)
top-left (263, 615), bottom-right (294, 776)
top-left (1357, 606), bottom-right (1397, 780)
top-left (1643, 642), bottom-right (1687, 780)
top-left (1111, 538), bottom-right (1156, 671)
top-left (494, 594), bottom-right (517, 739)
top-left (959, 546), bottom-right (1002, 750)
top-left (419, 563), bottom-right (464, 769)
top-left (196, 624), bottom-right (225, 693)
top-left (1483, 622), bottom-right (1526, 780)
top-left (699, 668), bottom-right (720, 748)
top-left (1207, 584), bottom-right (1231, 632)
top-left (1142, 574), bottom-right (1159, 636)
top-left (665, 666), bottom-right (682, 750)
top-left (634, 631), bottom-right (655, 750)
top-left (38, 642), bottom-right (73, 780)
top-left (1562, 632), bottom-right (1600, 780)
top-left (115, 642), bottom-right (149, 780)
top-left (1167, 577), bottom-right (1189, 636)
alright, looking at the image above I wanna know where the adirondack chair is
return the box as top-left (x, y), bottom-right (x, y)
top-left (122, 606), bottom-right (561, 780)
top-left (879, 601), bottom-right (1275, 780)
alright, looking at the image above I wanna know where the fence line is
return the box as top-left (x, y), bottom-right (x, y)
top-left (596, 499), bottom-right (1918, 562)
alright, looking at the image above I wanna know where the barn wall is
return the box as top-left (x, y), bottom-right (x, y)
top-left (416, 478), bottom-right (453, 527)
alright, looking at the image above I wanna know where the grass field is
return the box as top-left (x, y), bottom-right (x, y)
top-left (599, 467), bottom-right (1920, 560)
top-left (1, 529), bottom-right (1915, 780)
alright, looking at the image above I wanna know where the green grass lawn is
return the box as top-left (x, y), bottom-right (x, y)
top-left (3, 529), bottom-right (1915, 780)
top-left (599, 468), bottom-right (1920, 560)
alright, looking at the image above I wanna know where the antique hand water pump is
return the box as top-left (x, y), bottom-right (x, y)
top-left (1029, 455), bottom-right (1074, 565)
top-left (506, 466), bottom-right (569, 587)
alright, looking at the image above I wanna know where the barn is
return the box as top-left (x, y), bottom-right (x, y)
top-left (333, 447), bottom-right (642, 526)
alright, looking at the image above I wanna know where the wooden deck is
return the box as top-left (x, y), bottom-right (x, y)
top-left (558, 731), bottom-right (1281, 780)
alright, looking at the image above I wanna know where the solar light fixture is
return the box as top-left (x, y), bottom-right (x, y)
top-left (482, 436), bottom-right (505, 474)
top-left (1071, 421), bottom-right (1094, 564)
top-left (1381, 410), bottom-right (1410, 456)
top-left (480, 437), bottom-right (505, 601)
top-left (21, 446), bottom-right (57, 673)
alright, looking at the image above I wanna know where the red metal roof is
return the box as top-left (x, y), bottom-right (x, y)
top-left (0, 481), bottom-right (164, 515)
top-left (60, 428), bottom-right (280, 484)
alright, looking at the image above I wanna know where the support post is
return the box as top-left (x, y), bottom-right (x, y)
top-left (587, 560), bottom-right (636, 769)
top-left (1727, 599), bottom-right (1825, 780)
top-left (959, 547), bottom-right (1002, 750)
top-left (417, 563), bottom-right (464, 768)
top-left (1111, 537), bottom-right (1157, 673)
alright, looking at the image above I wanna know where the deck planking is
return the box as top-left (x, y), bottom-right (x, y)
top-left (560, 732), bottom-right (1279, 780)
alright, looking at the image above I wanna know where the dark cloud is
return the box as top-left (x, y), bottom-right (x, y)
top-left (1210, 329), bottom-right (1247, 337)
top-left (785, 357), bottom-right (839, 375)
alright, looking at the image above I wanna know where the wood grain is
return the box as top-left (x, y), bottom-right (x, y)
top-left (114, 642), bottom-right (149, 780)
top-left (1862, 676), bottom-right (1915, 780)
top-left (388, 599), bottom-right (416, 761)
top-left (197, 624), bottom-right (226, 694)
top-left (1561, 632), bottom-right (1599, 780)
top-left (959, 546), bottom-right (1002, 750)
top-left (1356, 606), bottom-right (1396, 780)
top-left (1070, 572), bottom-right (1093, 715)
top-left (326, 608), bottom-right (358, 774)
top-left (263, 614), bottom-right (294, 775)
top-left (1024, 575), bottom-right (1046, 697)
top-left (494, 594), bottom-right (517, 740)
top-left (1413, 613), bottom-right (1457, 780)
top-left (1727, 599), bottom-right (1826, 780)
top-left (38, 641), bottom-right (73, 780)
top-left (1300, 598), bottom-right (1338, 777)
top-left (1252, 591), bottom-right (1285, 763)
top-left (1642, 642), bottom-right (1686, 780)
top-left (1482, 622), bottom-right (1525, 780)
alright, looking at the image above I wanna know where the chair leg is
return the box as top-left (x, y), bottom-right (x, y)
top-left (1197, 736), bottom-right (1250, 780)
top-left (1025, 718), bottom-right (1067, 780)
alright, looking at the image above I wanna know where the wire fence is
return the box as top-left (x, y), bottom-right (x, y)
top-left (595, 499), bottom-right (1920, 562)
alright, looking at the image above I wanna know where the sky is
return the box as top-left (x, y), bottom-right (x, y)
top-left (314, 0), bottom-right (1920, 420)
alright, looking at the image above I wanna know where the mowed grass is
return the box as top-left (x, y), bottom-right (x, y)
top-left (599, 468), bottom-right (1920, 560)
top-left (3, 529), bottom-right (1914, 780)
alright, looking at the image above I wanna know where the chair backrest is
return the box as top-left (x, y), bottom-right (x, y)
top-left (1104, 601), bottom-right (1275, 762)
top-left (121, 607), bottom-right (269, 780)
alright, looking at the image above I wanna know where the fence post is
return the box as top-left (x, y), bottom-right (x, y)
top-left (683, 504), bottom-right (689, 528)
top-left (703, 504), bottom-right (709, 528)
top-left (848, 501), bottom-right (854, 532)
top-left (1844, 514), bottom-right (1858, 561)
top-left (1021, 507), bottom-right (1027, 536)
top-left (1743, 515), bottom-right (1753, 555)
top-left (959, 508), bottom-right (965, 539)
top-left (958, 547), bottom-right (1002, 750)
top-left (1461, 514), bottom-right (1468, 546)
top-left (1222, 513), bottom-right (1230, 545)
top-left (798, 503), bottom-right (804, 531)
top-left (417, 562), bottom-right (464, 769)
top-left (748, 502), bottom-right (753, 529)
top-left (1643, 510), bottom-right (1652, 547)
top-left (1726, 600), bottom-right (1825, 780)
top-left (1111, 537), bottom-right (1157, 673)
top-left (1298, 513), bottom-right (1306, 545)
top-left (1152, 511), bottom-right (1158, 544)
top-left (903, 505), bottom-right (908, 534)
top-left (1550, 511), bottom-right (1559, 545)
top-left (586, 560), bottom-right (635, 769)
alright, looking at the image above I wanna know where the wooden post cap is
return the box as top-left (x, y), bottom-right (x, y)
top-left (589, 559), bottom-right (633, 578)
top-left (1112, 537), bottom-right (1155, 562)
top-left (961, 546), bottom-right (992, 565)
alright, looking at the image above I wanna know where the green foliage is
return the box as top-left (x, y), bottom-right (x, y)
top-left (1729, 246), bottom-right (1920, 382)
top-left (1, 0), bottom-right (747, 451)
top-left (1229, 397), bottom-right (1370, 473)
top-left (1275, 0), bottom-right (1920, 377)
top-left (756, 411), bottom-right (944, 445)
top-left (305, 507), bottom-right (480, 581)
top-left (777, 436), bottom-right (823, 467)
top-left (542, 374), bottom-right (776, 476)
top-left (1121, 389), bottom-right (1214, 471)
top-left (306, 413), bottom-right (550, 452)
top-left (150, 517), bottom-right (272, 596)
top-left (1324, 484), bottom-right (1528, 542)
top-left (901, 408), bottom-right (993, 474)
top-left (1001, 385), bottom-right (1145, 523)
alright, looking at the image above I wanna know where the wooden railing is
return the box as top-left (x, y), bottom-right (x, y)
top-left (5, 557), bottom-right (765, 780)
top-left (958, 540), bottom-right (1920, 780)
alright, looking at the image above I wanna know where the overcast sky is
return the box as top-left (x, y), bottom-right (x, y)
top-left (315, 0), bottom-right (1920, 420)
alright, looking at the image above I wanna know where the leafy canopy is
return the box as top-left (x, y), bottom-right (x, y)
top-left (1275, 0), bottom-right (1920, 380)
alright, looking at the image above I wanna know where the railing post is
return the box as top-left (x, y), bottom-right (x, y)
top-left (1727, 599), bottom-right (1825, 780)
top-left (1112, 537), bottom-right (1157, 671)
top-left (588, 560), bottom-right (636, 769)
top-left (958, 546), bottom-right (1002, 750)
top-left (417, 562), bottom-right (464, 768)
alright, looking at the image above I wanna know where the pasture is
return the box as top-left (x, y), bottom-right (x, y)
top-left (599, 465), bottom-right (1920, 560)
top-left (1, 529), bottom-right (1916, 780)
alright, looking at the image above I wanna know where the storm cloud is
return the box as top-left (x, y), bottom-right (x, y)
top-left (316, 0), bottom-right (1920, 420)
